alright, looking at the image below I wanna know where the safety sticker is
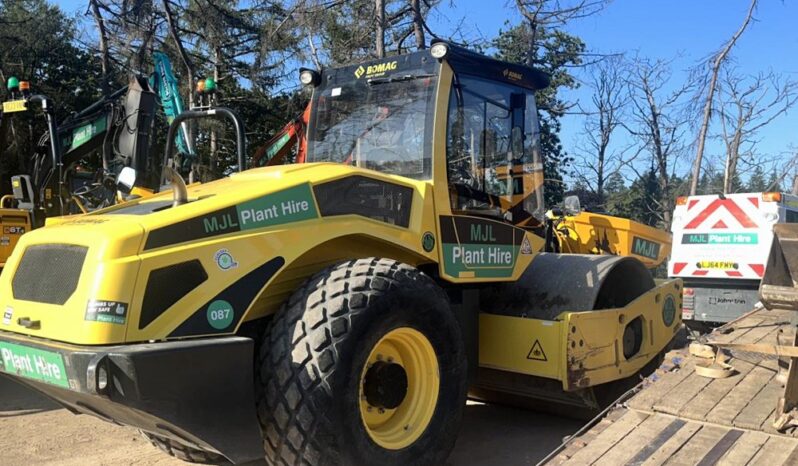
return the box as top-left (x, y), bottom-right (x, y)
top-left (2, 307), bottom-right (12, 326)
top-left (520, 236), bottom-right (533, 255)
top-left (214, 249), bottom-right (238, 270)
top-left (527, 339), bottom-right (547, 361)
top-left (0, 237), bottom-right (9, 246)
top-left (85, 300), bottom-right (128, 325)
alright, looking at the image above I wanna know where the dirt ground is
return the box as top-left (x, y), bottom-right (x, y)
top-left (0, 376), bottom-right (581, 465)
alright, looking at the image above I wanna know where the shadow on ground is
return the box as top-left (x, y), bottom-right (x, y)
top-left (0, 375), bottom-right (59, 415)
top-left (0, 374), bottom-right (583, 465)
top-left (448, 400), bottom-right (583, 466)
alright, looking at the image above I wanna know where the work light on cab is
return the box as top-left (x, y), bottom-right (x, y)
top-left (430, 42), bottom-right (449, 59)
top-left (299, 68), bottom-right (320, 87)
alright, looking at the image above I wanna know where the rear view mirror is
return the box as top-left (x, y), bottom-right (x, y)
top-left (564, 195), bottom-right (581, 216)
top-left (116, 167), bottom-right (137, 194)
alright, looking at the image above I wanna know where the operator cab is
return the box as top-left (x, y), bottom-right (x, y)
top-left (304, 41), bottom-right (550, 228)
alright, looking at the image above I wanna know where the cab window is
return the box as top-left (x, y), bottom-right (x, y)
top-left (446, 74), bottom-right (544, 224)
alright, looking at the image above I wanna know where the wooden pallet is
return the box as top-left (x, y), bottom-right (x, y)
top-left (547, 307), bottom-right (798, 466)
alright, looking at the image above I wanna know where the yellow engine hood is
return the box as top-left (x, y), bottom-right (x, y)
top-left (0, 162), bottom-right (429, 345)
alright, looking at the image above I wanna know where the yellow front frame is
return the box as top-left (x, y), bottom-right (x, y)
top-left (479, 279), bottom-right (682, 390)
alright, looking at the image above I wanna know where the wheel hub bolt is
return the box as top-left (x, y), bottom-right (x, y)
top-left (363, 361), bottom-right (409, 410)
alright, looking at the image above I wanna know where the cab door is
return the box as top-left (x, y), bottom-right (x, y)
top-left (432, 68), bottom-right (545, 283)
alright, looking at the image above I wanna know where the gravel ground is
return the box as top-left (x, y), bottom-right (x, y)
top-left (0, 376), bottom-right (581, 465)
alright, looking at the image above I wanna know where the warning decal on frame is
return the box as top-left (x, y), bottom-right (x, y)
top-left (527, 339), bottom-right (547, 361)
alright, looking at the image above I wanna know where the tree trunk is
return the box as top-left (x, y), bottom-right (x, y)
top-left (411, 0), bottom-right (425, 50)
top-left (209, 48), bottom-right (221, 179)
top-left (723, 136), bottom-right (741, 194)
top-left (596, 145), bottom-right (606, 204)
top-left (162, 0), bottom-right (194, 110)
top-left (89, 0), bottom-right (111, 94)
top-left (689, 0), bottom-right (757, 195)
top-left (375, 0), bottom-right (386, 58)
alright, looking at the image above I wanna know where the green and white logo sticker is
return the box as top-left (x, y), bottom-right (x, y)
top-left (207, 300), bottom-right (235, 330)
top-left (422, 231), bottom-right (435, 252)
top-left (214, 249), bottom-right (238, 270)
top-left (663, 295), bottom-right (677, 327)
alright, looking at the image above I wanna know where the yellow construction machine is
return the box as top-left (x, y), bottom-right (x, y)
top-left (0, 41), bottom-right (681, 465)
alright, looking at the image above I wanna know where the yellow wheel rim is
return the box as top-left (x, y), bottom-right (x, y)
top-left (359, 327), bottom-right (439, 450)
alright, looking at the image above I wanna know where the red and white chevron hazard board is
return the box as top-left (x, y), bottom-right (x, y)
top-left (683, 197), bottom-right (759, 230)
top-left (668, 193), bottom-right (784, 281)
top-left (670, 261), bottom-right (765, 278)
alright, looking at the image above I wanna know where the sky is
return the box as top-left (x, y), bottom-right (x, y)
top-left (425, 0), bottom-right (798, 184)
top-left (57, 0), bottom-right (798, 184)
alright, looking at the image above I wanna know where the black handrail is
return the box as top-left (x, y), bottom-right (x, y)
top-left (27, 94), bottom-right (63, 215)
top-left (162, 107), bottom-right (246, 181)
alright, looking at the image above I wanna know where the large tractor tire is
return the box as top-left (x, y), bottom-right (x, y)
top-left (140, 431), bottom-right (227, 464)
top-left (256, 258), bottom-right (467, 466)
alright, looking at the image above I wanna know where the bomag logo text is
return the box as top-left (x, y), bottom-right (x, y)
top-left (502, 68), bottom-right (523, 81)
top-left (355, 61), bottom-right (398, 78)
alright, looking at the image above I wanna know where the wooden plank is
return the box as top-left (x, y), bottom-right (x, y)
top-left (561, 410), bottom-right (647, 465)
top-left (663, 424), bottom-right (728, 466)
top-left (716, 431), bottom-right (768, 465)
top-left (680, 313), bottom-right (783, 422)
top-left (733, 381), bottom-right (782, 430)
top-left (639, 421), bottom-right (702, 466)
top-left (679, 358), bottom-right (758, 421)
top-left (593, 414), bottom-right (675, 466)
top-left (742, 435), bottom-right (797, 465)
top-left (631, 314), bottom-right (770, 415)
top-left (705, 366), bottom-right (773, 425)
top-left (628, 364), bottom-right (696, 412)
top-left (712, 317), bottom-right (766, 343)
top-left (782, 443), bottom-right (798, 466)
top-left (623, 418), bottom-right (686, 466)
top-left (653, 372), bottom-right (713, 416)
top-left (551, 409), bottom-right (627, 465)
top-left (696, 429), bottom-right (744, 466)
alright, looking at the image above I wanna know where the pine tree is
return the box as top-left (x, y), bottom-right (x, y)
top-left (747, 165), bottom-right (768, 192)
top-left (494, 22), bottom-right (584, 207)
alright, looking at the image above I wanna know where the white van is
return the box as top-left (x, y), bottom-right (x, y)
top-left (669, 192), bottom-right (798, 326)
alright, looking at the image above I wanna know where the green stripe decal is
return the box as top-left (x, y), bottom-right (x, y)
top-left (145, 184), bottom-right (319, 249)
top-left (236, 184), bottom-right (317, 230)
top-left (0, 342), bottom-right (69, 388)
top-left (442, 243), bottom-right (519, 278)
top-left (439, 215), bottom-right (523, 279)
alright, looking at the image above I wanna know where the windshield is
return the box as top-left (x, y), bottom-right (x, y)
top-left (306, 70), bottom-right (438, 179)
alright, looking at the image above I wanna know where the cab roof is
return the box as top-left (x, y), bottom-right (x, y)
top-left (319, 41), bottom-right (551, 92)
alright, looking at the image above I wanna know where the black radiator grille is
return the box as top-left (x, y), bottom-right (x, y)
top-left (12, 245), bottom-right (88, 305)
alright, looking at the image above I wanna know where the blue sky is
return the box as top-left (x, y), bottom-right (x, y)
top-left (427, 1), bottom-right (798, 184)
top-left (58, 0), bottom-right (797, 184)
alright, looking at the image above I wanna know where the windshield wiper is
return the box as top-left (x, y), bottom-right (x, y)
top-left (367, 74), bottom-right (435, 85)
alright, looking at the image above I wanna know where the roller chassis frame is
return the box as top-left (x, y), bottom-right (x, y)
top-left (0, 44), bottom-right (681, 464)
